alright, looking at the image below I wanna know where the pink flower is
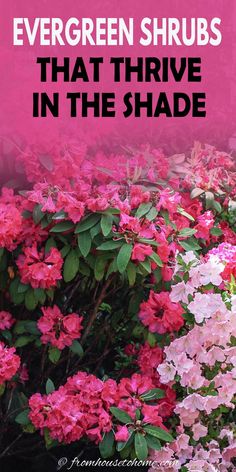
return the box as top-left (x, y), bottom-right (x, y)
top-left (0, 311), bottom-right (15, 330)
top-left (137, 342), bottom-right (163, 375)
top-left (157, 363), bottom-right (176, 383)
top-left (131, 243), bottom-right (153, 262)
top-left (19, 364), bottom-right (29, 383)
top-left (194, 211), bottom-right (214, 240)
top-left (17, 244), bottom-right (63, 289)
top-left (156, 188), bottom-right (182, 216)
top-left (187, 293), bottom-right (226, 324)
top-left (0, 202), bottom-right (22, 251)
top-left (29, 371), bottom-right (117, 444)
top-left (37, 305), bottom-right (83, 349)
top-left (139, 291), bottom-right (184, 334)
top-left (0, 342), bottom-right (20, 385)
top-left (170, 281), bottom-right (195, 304)
top-left (192, 423), bottom-right (208, 441)
top-left (115, 426), bottom-right (130, 442)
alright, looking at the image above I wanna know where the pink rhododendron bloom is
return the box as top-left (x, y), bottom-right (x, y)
top-left (0, 202), bottom-right (22, 251)
top-left (114, 426), bottom-right (129, 442)
top-left (131, 243), bottom-right (153, 261)
top-left (139, 291), bottom-right (184, 334)
top-left (156, 188), bottom-right (182, 216)
top-left (17, 244), bottom-right (63, 289)
top-left (29, 371), bottom-right (117, 444)
top-left (37, 305), bottom-right (83, 349)
top-left (137, 342), bottom-right (163, 376)
top-left (194, 211), bottom-right (214, 240)
top-left (0, 342), bottom-right (20, 385)
top-left (0, 311), bottom-right (15, 330)
top-left (130, 185), bottom-right (151, 209)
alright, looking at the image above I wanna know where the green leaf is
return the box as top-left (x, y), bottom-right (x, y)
top-left (117, 244), bottom-right (133, 274)
top-left (75, 214), bottom-right (100, 234)
top-left (25, 289), bottom-right (38, 311)
top-left (135, 202), bottom-right (152, 218)
top-left (179, 228), bottom-right (197, 237)
top-left (14, 320), bottom-right (27, 335)
top-left (94, 256), bottom-right (107, 281)
top-left (70, 340), bottom-right (84, 357)
top-left (146, 207), bottom-right (158, 221)
top-left (99, 431), bottom-right (114, 459)
top-left (63, 250), bottom-right (80, 282)
top-left (1, 329), bottom-right (12, 342)
top-left (144, 425), bottom-right (173, 443)
top-left (146, 434), bottom-right (161, 451)
top-left (60, 245), bottom-right (70, 258)
top-left (10, 278), bottom-right (25, 305)
top-left (15, 409), bottom-right (30, 425)
top-left (17, 282), bottom-right (30, 294)
top-left (15, 335), bottom-right (35, 348)
top-left (127, 262), bottom-right (137, 286)
top-left (110, 407), bottom-right (133, 424)
top-left (117, 431), bottom-right (134, 452)
top-left (147, 332), bottom-right (156, 347)
top-left (24, 321), bottom-right (40, 335)
top-left (45, 238), bottom-right (57, 253)
top-left (48, 346), bottom-right (61, 364)
top-left (43, 428), bottom-right (58, 449)
top-left (101, 214), bottom-right (113, 237)
top-left (34, 288), bottom-right (46, 305)
top-left (78, 232), bottom-right (92, 258)
top-left (79, 261), bottom-right (90, 277)
top-left (46, 378), bottom-right (55, 394)
top-left (177, 207), bottom-right (195, 221)
top-left (97, 240), bottom-right (123, 251)
top-left (52, 210), bottom-right (67, 220)
top-left (210, 227), bottom-right (223, 236)
top-left (179, 238), bottom-right (201, 252)
top-left (212, 200), bottom-right (222, 213)
top-left (33, 204), bottom-right (44, 225)
top-left (153, 268), bottom-right (162, 284)
top-left (134, 433), bottom-right (148, 460)
top-left (140, 388), bottom-right (165, 402)
top-left (149, 252), bottom-right (163, 267)
top-left (139, 259), bottom-right (151, 273)
top-left (90, 222), bottom-right (101, 239)
top-left (50, 221), bottom-right (74, 233)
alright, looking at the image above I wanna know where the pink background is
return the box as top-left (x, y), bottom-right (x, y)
top-left (0, 0), bottom-right (236, 149)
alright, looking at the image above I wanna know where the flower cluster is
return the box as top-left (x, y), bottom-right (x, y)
top-left (0, 342), bottom-right (20, 385)
top-left (0, 140), bottom-right (236, 463)
top-left (29, 372), bottom-right (170, 444)
top-left (37, 305), bottom-right (83, 349)
top-left (17, 245), bottom-right (63, 289)
top-left (0, 311), bottom-right (15, 330)
top-left (152, 250), bottom-right (236, 471)
top-left (138, 291), bottom-right (184, 334)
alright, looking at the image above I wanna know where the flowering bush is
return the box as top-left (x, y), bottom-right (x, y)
top-left (0, 139), bottom-right (236, 468)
